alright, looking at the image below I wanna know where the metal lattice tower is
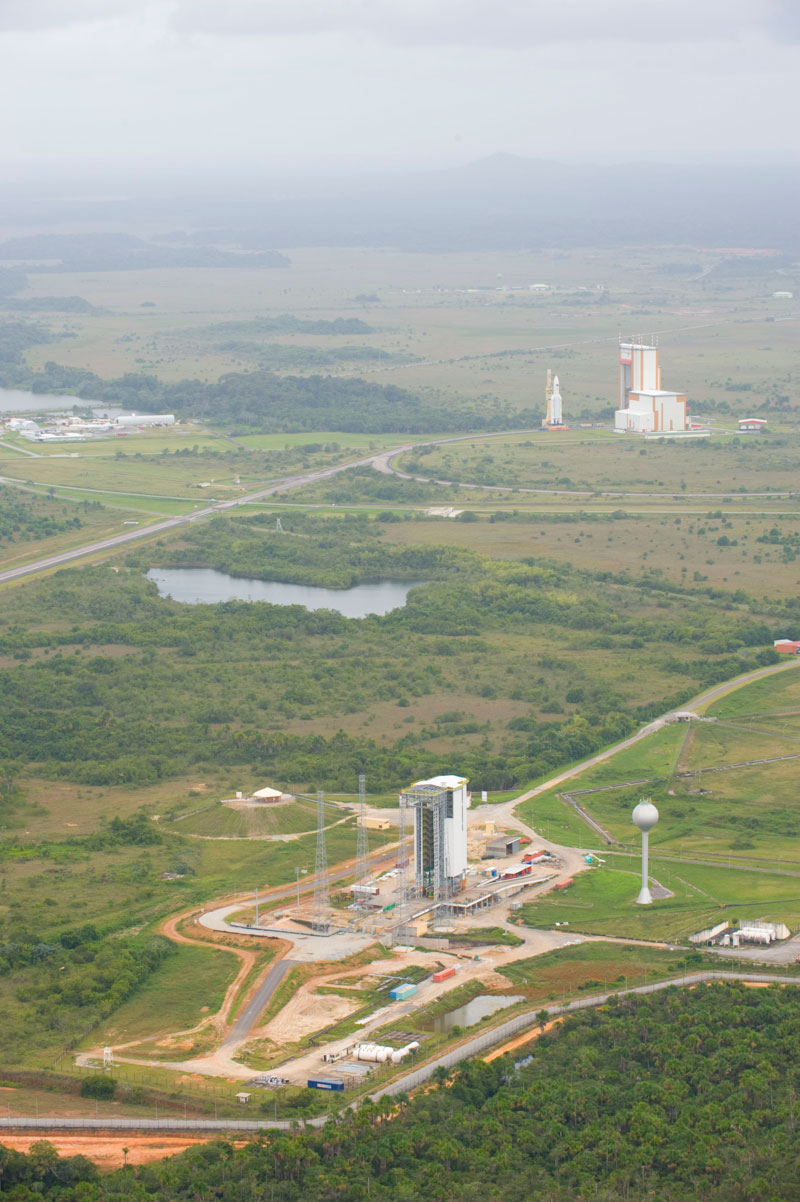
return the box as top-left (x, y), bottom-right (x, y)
top-left (355, 774), bottom-right (370, 907)
top-left (397, 800), bottom-right (410, 903)
top-left (312, 790), bottom-right (330, 932)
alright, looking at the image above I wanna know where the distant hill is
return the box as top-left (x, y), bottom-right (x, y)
top-left (222, 155), bottom-right (799, 252)
top-left (0, 157), bottom-right (797, 254)
top-left (0, 232), bottom-right (290, 271)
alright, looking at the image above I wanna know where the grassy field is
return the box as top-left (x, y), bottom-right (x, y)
top-left (171, 798), bottom-right (324, 838)
top-left (513, 656), bottom-right (800, 855)
top-left (397, 431), bottom-right (800, 496)
top-left (90, 942), bottom-right (240, 1050)
top-left (378, 506), bottom-right (800, 598)
top-left (518, 858), bottom-right (800, 940)
top-left (706, 663), bottom-right (800, 718)
top-left (496, 940), bottom-right (703, 996)
top-left (13, 246), bottom-right (799, 424)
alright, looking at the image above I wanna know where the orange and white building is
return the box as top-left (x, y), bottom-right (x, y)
top-left (615, 341), bottom-right (688, 435)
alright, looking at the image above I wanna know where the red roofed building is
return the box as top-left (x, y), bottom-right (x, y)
top-left (774, 639), bottom-right (800, 654)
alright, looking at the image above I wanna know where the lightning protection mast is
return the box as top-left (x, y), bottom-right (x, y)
top-left (312, 790), bottom-right (330, 932)
top-left (355, 773), bottom-right (370, 908)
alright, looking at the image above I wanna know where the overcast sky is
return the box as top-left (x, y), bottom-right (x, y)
top-left (2, 0), bottom-right (798, 184)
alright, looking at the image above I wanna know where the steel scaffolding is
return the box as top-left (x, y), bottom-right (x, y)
top-left (400, 783), bottom-right (451, 902)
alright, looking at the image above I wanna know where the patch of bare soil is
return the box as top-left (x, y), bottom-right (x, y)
top-left (0, 1134), bottom-right (247, 1169)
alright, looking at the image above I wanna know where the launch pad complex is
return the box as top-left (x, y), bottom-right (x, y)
top-left (244, 774), bottom-right (559, 949)
top-left (539, 341), bottom-right (705, 437)
top-left (542, 369), bottom-right (566, 429)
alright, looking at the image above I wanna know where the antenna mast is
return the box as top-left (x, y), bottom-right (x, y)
top-left (355, 773), bottom-right (370, 908)
top-left (312, 790), bottom-right (330, 932)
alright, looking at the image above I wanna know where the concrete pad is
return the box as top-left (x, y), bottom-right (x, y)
top-left (199, 904), bottom-right (376, 963)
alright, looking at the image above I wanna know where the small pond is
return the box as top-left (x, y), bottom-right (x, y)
top-left (431, 993), bottom-right (524, 1034)
top-left (146, 567), bottom-right (425, 618)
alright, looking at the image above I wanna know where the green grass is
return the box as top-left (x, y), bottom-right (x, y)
top-left (517, 790), bottom-right (594, 846)
top-left (515, 725), bottom-right (687, 847)
top-left (707, 663), bottom-right (800, 718)
top-left (518, 859), bottom-right (800, 940)
top-left (453, 926), bottom-right (524, 947)
top-left (497, 940), bottom-right (701, 995)
top-left (403, 430), bottom-right (800, 498)
top-left (89, 942), bottom-right (239, 1049)
top-left (173, 798), bottom-right (322, 838)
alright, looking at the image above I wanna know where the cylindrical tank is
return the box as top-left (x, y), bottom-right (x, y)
top-left (356, 1042), bottom-right (395, 1062)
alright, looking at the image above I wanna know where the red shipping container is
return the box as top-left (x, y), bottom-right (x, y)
top-left (432, 967), bottom-right (456, 983)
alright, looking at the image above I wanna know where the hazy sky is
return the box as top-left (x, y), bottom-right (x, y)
top-left (2, 0), bottom-right (798, 182)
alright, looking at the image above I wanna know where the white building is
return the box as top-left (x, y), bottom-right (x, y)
top-left (115, 414), bottom-right (175, 428)
top-left (615, 342), bottom-right (688, 435)
top-left (738, 418), bottom-right (767, 432)
top-left (400, 774), bottom-right (470, 899)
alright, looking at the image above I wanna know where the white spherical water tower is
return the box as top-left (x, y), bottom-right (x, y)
top-left (632, 799), bottom-right (659, 905)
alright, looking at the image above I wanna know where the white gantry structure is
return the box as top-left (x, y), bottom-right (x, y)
top-left (400, 774), bottom-right (470, 902)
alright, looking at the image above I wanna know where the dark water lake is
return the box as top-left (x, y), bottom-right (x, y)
top-left (431, 994), bottom-right (524, 1033)
top-left (146, 567), bottom-right (424, 618)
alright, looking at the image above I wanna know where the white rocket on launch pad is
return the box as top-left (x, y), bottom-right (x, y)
top-left (542, 369), bottom-right (564, 427)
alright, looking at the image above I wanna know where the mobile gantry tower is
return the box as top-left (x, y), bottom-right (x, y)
top-left (399, 775), bottom-right (470, 902)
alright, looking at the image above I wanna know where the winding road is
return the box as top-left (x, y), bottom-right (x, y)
top-left (5, 419), bottom-right (800, 588)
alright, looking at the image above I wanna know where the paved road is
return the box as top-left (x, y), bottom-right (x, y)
top-left (370, 969), bottom-right (800, 1100)
top-left (379, 444), bottom-right (800, 501)
top-left (0, 430), bottom-right (539, 586)
top-left (8, 415), bottom-right (797, 589)
top-left (498, 659), bottom-right (800, 825)
top-left (219, 959), bottom-right (296, 1054)
top-left (0, 446), bottom-right (423, 585)
top-left (6, 969), bottom-right (799, 1132)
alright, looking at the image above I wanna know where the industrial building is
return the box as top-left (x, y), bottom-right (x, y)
top-left (615, 341), bottom-right (688, 435)
top-left (738, 418), bottom-right (767, 432)
top-left (690, 919), bottom-right (790, 946)
top-left (486, 834), bottom-right (521, 858)
top-left (400, 774), bottom-right (470, 901)
top-left (115, 413), bottom-right (175, 428)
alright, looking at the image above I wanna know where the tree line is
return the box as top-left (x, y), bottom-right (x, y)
top-left (2, 983), bottom-right (799, 1199)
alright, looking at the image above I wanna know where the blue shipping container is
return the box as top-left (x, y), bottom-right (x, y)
top-left (389, 982), bottom-right (418, 1001)
top-left (308, 1078), bottom-right (345, 1091)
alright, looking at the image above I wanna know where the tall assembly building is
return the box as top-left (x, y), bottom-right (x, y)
top-left (400, 775), bottom-right (470, 900)
top-left (615, 341), bottom-right (688, 434)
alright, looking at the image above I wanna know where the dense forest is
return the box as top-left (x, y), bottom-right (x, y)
top-left (3, 983), bottom-right (800, 1199)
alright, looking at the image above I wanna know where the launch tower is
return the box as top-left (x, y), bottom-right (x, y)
top-left (400, 775), bottom-right (470, 901)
